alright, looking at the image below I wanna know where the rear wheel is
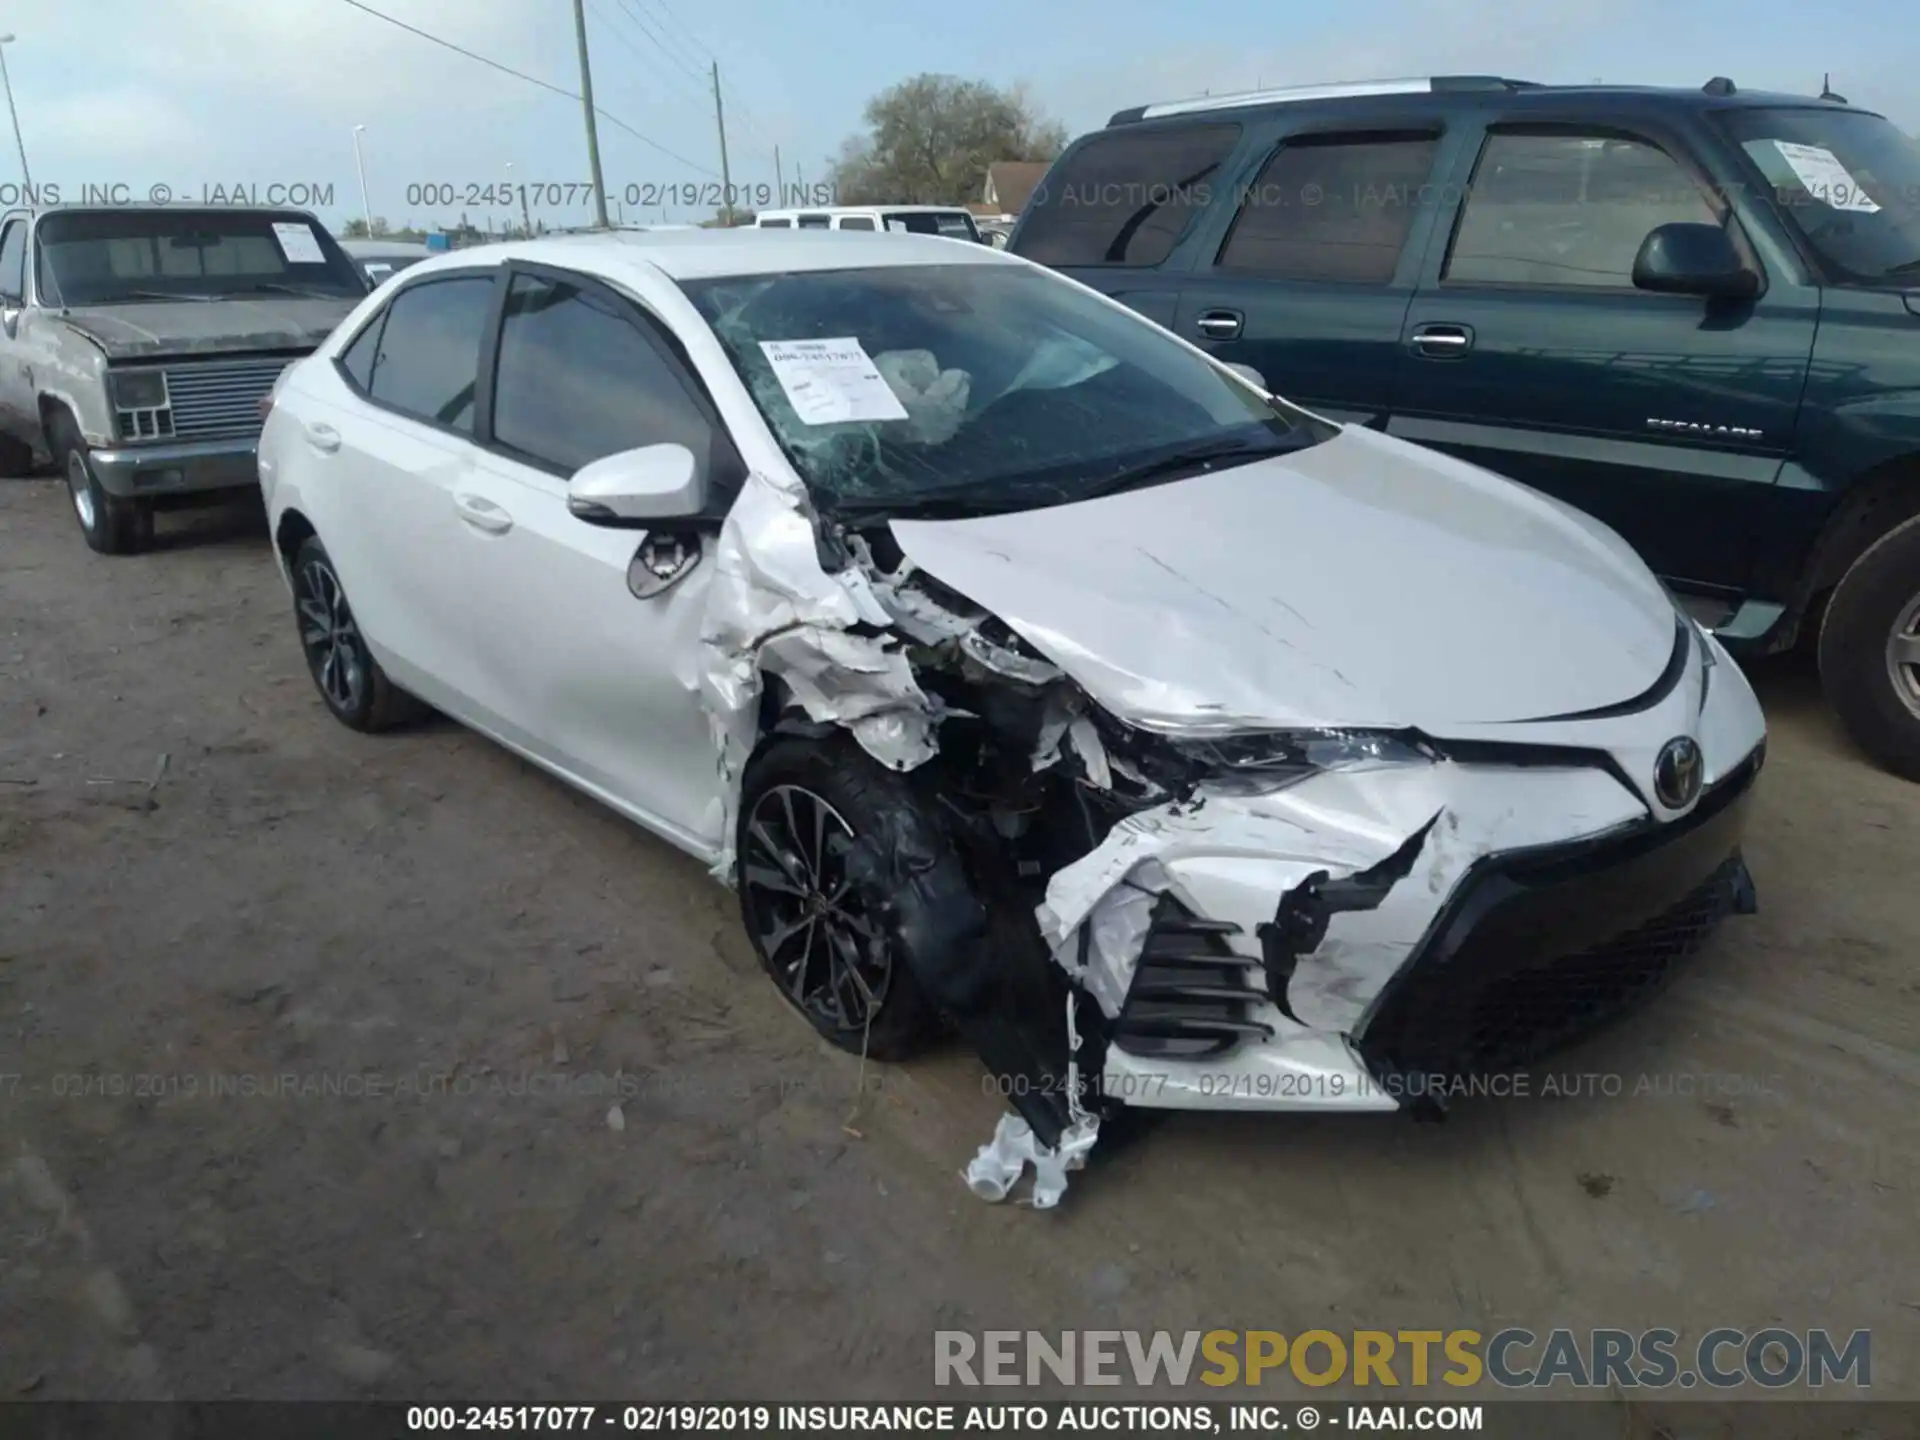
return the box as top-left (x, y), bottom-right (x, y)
top-left (290, 534), bottom-right (426, 732)
top-left (736, 736), bottom-right (944, 1060)
top-left (1819, 511), bottom-right (1920, 780)
top-left (50, 411), bottom-right (151, 555)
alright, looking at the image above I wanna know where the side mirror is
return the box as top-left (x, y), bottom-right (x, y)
top-left (1632, 222), bottom-right (1759, 300)
top-left (1225, 361), bottom-right (1267, 391)
top-left (567, 442), bottom-right (706, 526)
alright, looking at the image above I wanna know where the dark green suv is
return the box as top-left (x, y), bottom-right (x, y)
top-left (1009, 75), bottom-right (1920, 778)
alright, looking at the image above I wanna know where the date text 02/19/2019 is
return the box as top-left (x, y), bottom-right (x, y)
top-left (401, 181), bottom-right (836, 211)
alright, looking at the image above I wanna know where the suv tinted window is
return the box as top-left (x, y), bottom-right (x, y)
top-left (1217, 133), bottom-right (1439, 283)
top-left (492, 271), bottom-right (717, 475)
top-left (1013, 123), bottom-right (1240, 267)
top-left (837, 216), bottom-right (876, 231)
top-left (366, 275), bottom-right (494, 432)
top-left (1446, 131), bottom-right (1719, 287)
top-left (0, 221), bottom-right (24, 301)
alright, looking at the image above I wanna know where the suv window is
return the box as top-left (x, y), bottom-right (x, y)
top-left (1445, 131), bottom-right (1720, 288)
top-left (491, 271), bottom-right (718, 476)
top-left (1013, 122), bottom-right (1241, 267)
top-left (0, 220), bottom-right (24, 302)
top-left (837, 216), bottom-right (877, 231)
top-left (1216, 133), bottom-right (1439, 283)
top-left (365, 275), bottom-right (494, 432)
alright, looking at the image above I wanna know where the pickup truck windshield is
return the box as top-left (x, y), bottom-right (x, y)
top-left (35, 210), bottom-right (367, 306)
top-left (680, 262), bottom-right (1313, 517)
top-left (1719, 108), bottom-right (1920, 286)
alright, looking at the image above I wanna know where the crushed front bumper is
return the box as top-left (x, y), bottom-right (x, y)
top-left (1091, 749), bottom-right (1760, 1112)
top-left (86, 438), bottom-right (260, 498)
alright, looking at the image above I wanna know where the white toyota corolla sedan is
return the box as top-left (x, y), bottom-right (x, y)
top-left (258, 229), bottom-right (1767, 1207)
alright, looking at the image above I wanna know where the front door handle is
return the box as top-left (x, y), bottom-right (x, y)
top-left (1195, 309), bottom-right (1244, 340)
top-left (1410, 323), bottom-right (1474, 358)
top-left (454, 492), bottom-right (513, 535)
top-left (304, 422), bottom-right (341, 453)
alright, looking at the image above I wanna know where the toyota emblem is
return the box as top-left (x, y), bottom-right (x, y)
top-left (1653, 736), bottom-right (1704, 810)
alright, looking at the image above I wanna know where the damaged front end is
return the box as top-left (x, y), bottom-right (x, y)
top-left (699, 477), bottom-right (1760, 1211)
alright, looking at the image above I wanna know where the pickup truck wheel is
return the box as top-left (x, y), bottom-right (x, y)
top-left (50, 413), bottom-right (152, 555)
top-left (290, 534), bottom-right (426, 732)
top-left (1819, 511), bottom-right (1920, 781)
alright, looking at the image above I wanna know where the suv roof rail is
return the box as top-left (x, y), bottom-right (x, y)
top-left (1108, 75), bottom-right (1538, 126)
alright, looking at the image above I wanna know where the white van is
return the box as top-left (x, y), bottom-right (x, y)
top-left (752, 205), bottom-right (984, 242)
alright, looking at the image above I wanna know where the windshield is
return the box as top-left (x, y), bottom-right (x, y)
top-left (35, 210), bottom-right (368, 305)
top-left (679, 263), bottom-right (1313, 516)
top-left (1719, 107), bottom-right (1920, 285)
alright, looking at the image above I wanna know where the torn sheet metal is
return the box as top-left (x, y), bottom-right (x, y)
top-left (697, 468), bottom-right (939, 880)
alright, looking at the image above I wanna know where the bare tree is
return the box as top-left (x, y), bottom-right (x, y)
top-left (830, 74), bottom-right (1068, 205)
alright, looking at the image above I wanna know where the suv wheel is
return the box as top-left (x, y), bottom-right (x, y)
top-left (1819, 511), bottom-right (1920, 780)
top-left (736, 735), bottom-right (944, 1060)
top-left (290, 534), bottom-right (426, 732)
top-left (50, 411), bottom-right (152, 555)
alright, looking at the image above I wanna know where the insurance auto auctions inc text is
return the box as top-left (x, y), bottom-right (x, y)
top-left (935, 1328), bottom-right (1870, 1391)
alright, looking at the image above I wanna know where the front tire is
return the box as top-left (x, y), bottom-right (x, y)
top-left (290, 534), bottom-right (425, 732)
top-left (50, 411), bottom-right (151, 555)
top-left (1819, 511), bottom-right (1920, 781)
top-left (736, 735), bottom-right (945, 1060)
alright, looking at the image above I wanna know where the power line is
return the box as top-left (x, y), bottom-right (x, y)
top-left (612, 0), bottom-right (781, 155)
top-left (590, 0), bottom-right (709, 99)
top-left (337, 0), bottom-right (718, 176)
top-left (609, 0), bottom-right (708, 86)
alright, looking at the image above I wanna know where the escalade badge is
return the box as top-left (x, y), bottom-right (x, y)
top-left (1654, 736), bottom-right (1704, 809)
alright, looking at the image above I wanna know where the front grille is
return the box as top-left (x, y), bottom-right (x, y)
top-left (1356, 755), bottom-right (1758, 1088)
top-left (1110, 896), bottom-right (1270, 1060)
top-left (160, 355), bottom-right (301, 442)
top-left (1459, 857), bottom-right (1742, 1072)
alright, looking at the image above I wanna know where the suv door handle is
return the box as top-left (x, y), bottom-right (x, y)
top-left (453, 493), bottom-right (513, 535)
top-left (1410, 323), bottom-right (1474, 357)
top-left (304, 422), bottom-right (341, 453)
top-left (1195, 309), bottom-right (1244, 340)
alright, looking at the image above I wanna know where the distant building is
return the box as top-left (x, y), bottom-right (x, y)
top-left (976, 160), bottom-right (1051, 223)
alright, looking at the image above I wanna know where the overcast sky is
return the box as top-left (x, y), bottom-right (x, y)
top-left (6, 0), bottom-right (1916, 231)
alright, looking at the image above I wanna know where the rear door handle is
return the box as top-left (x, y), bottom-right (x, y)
top-left (304, 422), bottom-right (341, 453)
top-left (1195, 309), bottom-right (1244, 340)
top-left (453, 492), bottom-right (513, 535)
top-left (1410, 323), bottom-right (1474, 357)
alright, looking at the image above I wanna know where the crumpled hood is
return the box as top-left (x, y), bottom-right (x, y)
top-left (888, 424), bottom-right (1678, 732)
top-left (58, 297), bottom-right (360, 359)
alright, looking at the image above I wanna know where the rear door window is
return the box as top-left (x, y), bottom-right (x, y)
top-left (1012, 122), bottom-right (1241, 266)
top-left (364, 275), bottom-right (495, 433)
top-left (1215, 133), bottom-right (1440, 283)
top-left (1444, 131), bottom-right (1720, 287)
top-left (836, 216), bottom-right (877, 230)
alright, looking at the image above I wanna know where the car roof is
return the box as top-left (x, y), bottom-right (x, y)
top-left (757, 205), bottom-right (974, 217)
top-left (340, 239), bottom-right (433, 257)
top-left (1105, 75), bottom-right (1880, 127)
top-left (396, 227), bottom-right (1013, 284)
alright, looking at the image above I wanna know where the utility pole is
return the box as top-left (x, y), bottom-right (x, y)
top-left (351, 125), bottom-right (373, 235)
top-left (0, 35), bottom-right (34, 203)
top-left (775, 145), bottom-right (785, 207)
top-left (571, 0), bottom-right (611, 228)
top-left (712, 61), bottom-right (735, 226)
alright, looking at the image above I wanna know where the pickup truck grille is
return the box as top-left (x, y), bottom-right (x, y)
top-left (142, 355), bottom-right (301, 443)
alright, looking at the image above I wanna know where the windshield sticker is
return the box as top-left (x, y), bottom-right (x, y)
top-left (1773, 142), bottom-right (1881, 213)
top-left (759, 337), bottom-right (911, 426)
top-left (270, 221), bottom-right (328, 264)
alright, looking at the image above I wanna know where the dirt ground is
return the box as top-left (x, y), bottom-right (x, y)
top-left (2, 478), bottom-right (1916, 1413)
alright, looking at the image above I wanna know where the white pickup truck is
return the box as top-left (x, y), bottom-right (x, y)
top-left (0, 205), bottom-right (367, 554)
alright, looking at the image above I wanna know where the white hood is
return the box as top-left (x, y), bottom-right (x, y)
top-left (889, 425), bottom-right (1678, 733)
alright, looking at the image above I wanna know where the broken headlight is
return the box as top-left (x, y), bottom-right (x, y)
top-left (1168, 729), bottom-right (1437, 796)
